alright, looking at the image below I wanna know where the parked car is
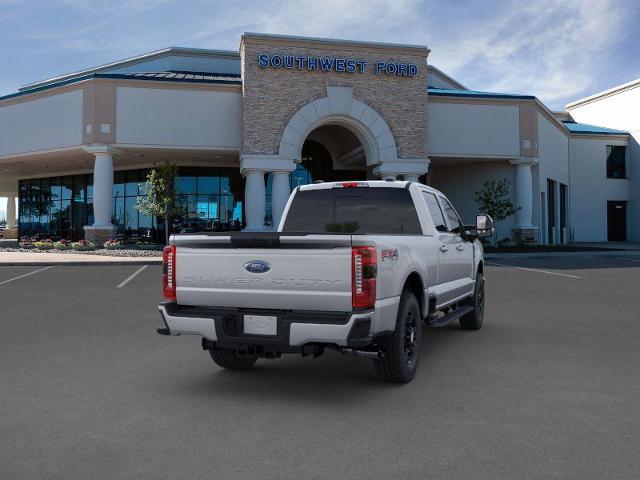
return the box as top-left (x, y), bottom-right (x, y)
top-left (157, 181), bottom-right (494, 383)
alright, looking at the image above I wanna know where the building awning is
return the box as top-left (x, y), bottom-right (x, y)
top-left (561, 121), bottom-right (628, 135)
top-left (0, 71), bottom-right (242, 103)
top-left (427, 87), bottom-right (535, 100)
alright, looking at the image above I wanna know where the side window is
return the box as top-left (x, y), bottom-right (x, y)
top-left (422, 192), bottom-right (447, 232)
top-left (440, 197), bottom-right (463, 233)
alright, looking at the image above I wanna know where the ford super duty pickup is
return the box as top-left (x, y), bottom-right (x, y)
top-left (157, 180), bottom-right (494, 383)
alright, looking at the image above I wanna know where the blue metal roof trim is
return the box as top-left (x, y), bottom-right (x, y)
top-left (0, 72), bottom-right (242, 102)
top-left (562, 121), bottom-right (628, 135)
top-left (428, 87), bottom-right (535, 100)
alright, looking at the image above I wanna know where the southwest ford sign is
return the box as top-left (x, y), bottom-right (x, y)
top-left (257, 54), bottom-right (418, 77)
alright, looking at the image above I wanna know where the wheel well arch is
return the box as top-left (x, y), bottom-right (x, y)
top-left (402, 272), bottom-right (426, 319)
top-left (477, 260), bottom-right (484, 276)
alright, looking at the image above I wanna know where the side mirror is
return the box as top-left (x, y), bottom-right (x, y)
top-left (475, 214), bottom-right (495, 239)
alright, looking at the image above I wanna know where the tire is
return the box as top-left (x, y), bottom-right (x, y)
top-left (209, 348), bottom-right (257, 370)
top-left (373, 291), bottom-right (422, 383)
top-left (460, 273), bottom-right (485, 330)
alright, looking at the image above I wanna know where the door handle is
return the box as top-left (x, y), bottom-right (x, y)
top-left (456, 245), bottom-right (465, 251)
top-left (439, 245), bottom-right (449, 253)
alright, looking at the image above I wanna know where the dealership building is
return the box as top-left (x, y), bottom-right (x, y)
top-left (0, 33), bottom-right (637, 244)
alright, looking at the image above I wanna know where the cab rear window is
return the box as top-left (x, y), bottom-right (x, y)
top-left (282, 188), bottom-right (422, 234)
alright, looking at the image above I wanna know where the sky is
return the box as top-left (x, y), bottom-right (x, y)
top-left (1, 0), bottom-right (640, 214)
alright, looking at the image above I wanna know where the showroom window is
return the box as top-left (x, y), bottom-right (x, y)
top-left (18, 167), bottom-right (245, 240)
top-left (173, 167), bottom-right (244, 233)
top-left (606, 145), bottom-right (626, 179)
top-left (19, 174), bottom-right (92, 240)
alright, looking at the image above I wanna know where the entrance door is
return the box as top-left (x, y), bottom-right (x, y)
top-left (540, 192), bottom-right (547, 244)
top-left (547, 179), bottom-right (556, 244)
top-left (607, 201), bottom-right (627, 241)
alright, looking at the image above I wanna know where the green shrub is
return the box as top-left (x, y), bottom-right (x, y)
top-left (71, 240), bottom-right (96, 251)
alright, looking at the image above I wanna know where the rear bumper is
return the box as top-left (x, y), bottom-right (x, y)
top-left (158, 301), bottom-right (377, 349)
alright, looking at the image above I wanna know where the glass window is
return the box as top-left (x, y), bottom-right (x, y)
top-left (113, 197), bottom-right (125, 230)
top-left (61, 177), bottom-right (73, 200)
top-left (60, 199), bottom-right (71, 238)
top-left (219, 195), bottom-right (233, 222)
top-left (423, 192), bottom-right (447, 232)
top-left (49, 178), bottom-right (61, 202)
top-left (198, 176), bottom-right (219, 195)
top-left (125, 196), bottom-right (138, 232)
top-left (219, 176), bottom-right (230, 195)
top-left (175, 175), bottom-right (197, 195)
top-left (606, 146), bottom-right (626, 179)
top-left (73, 176), bottom-right (86, 202)
top-left (282, 188), bottom-right (422, 234)
top-left (113, 171), bottom-right (125, 199)
top-left (125, 170), bottom-right (139, 196)
top-left (440, 197), bottom-right (462, 233)
top-left (87, 175), bottom-right (94, 199)
top-left (17, 168), bottom-right (242, 241)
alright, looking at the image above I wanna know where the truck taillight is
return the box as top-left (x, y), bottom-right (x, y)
top-left (162, 245), bottom-right (176, 301)
top-left (352, 246), bottom-right (377, 310)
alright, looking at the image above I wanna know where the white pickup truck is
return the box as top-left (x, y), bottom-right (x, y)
top-left (157, 181), bottom-right (494, 383)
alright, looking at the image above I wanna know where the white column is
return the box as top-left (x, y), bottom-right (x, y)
top-left (92, 152), bottom-right (115, 227)
top-left (6, 195), bottom-right (17, 228)
top-left (271, 171), bottom-right (290, 229)
top-left (404, 174), bottom-right (420, 182)
top-left (511, 158), bottom-right (537, 228)
top-left (244, 170), bottom-right (266, 230)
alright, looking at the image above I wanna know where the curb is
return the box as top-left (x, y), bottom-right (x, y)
top-left (0, 260), bottom-right (162, 266)
top-left (485, 251), bottom-right (640, 260)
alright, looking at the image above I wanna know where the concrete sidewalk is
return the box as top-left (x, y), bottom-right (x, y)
top-left (0, 251), bottom-right (162, 266)
top-left (486, 250), bottom-right (640, 260)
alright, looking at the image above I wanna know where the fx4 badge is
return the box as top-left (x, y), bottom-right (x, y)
top-left (381, 249), bottom-right (399, 261)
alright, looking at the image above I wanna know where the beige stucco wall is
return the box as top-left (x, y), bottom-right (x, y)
top-left (240, 35), bottom-right (428, 160)
top-left (116, 86), bottom-right (242, 148)
top-left (427, 101), bottom-right (520, 157)
top-left (0, 90), bottom-right (83, 157)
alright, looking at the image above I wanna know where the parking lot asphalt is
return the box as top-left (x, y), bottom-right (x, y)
top-left (1, 257), bottom-right (639, 479)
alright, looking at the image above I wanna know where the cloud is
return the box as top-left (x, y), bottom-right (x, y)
top-left (426, 0), bottom-right (630, 108)
top-left (1, 0), bottom-right (637, 109)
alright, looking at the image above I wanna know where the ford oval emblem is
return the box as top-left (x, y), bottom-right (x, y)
top-left (244, 260), bottom-right (271, 274)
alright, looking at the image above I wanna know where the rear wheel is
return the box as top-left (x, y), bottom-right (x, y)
top-left (209, 348), bottom-right (257, 370)
top-left (460, 273), bottom-right (485, 330)
top-left (373, 291), bottom-right (422, 383)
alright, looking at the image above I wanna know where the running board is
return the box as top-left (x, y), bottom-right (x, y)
top-left (425, 305), bottom-right (474, 327)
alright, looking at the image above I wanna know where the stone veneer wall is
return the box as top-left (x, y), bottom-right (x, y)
top-left (240, 36), bottom-right (429, 160)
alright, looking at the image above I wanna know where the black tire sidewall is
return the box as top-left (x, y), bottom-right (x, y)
top-left (376, 292), bottom-right (422, 383)
top-left (461, 274), bottom-right (484, 330)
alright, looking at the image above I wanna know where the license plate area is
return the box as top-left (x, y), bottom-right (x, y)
top-left (243, 315), bottom-right (278, 336)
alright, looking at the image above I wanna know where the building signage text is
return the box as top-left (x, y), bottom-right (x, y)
top-left (257, 53), bottom-right (418, 77)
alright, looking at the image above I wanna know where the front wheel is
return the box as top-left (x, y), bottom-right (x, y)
top-left (373, 291), bottom-right (422, 383)
top-left (460, 273), bottom-right (485, 330)
top-left (209, 348), bottom-right (257, 370)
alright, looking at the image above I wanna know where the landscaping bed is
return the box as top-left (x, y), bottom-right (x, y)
top-left (0, 247), bottom-right (162, 257)
top-left (1, 238), bottom-right (163, 257)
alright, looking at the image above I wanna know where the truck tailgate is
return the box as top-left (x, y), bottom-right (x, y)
top-left (173, 233), bottom-right (352, 312)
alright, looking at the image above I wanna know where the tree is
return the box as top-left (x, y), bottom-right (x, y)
top-left (474, 179), bottom-right (519, 244)
top-left (136, 161), bottom-right (182, 244)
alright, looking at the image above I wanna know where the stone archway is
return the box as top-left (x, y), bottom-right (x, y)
top-left (278, 86), bottom-right (398, 169)
top-left (240, 86), bottom-right (429, 230)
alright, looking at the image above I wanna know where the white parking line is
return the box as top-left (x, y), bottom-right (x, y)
top-left (0, 266), bottom-right (53, 286)
top-left (116, 265), bottom-right (149, 289)
top-left (486, 261), bottom-right (581, 279)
